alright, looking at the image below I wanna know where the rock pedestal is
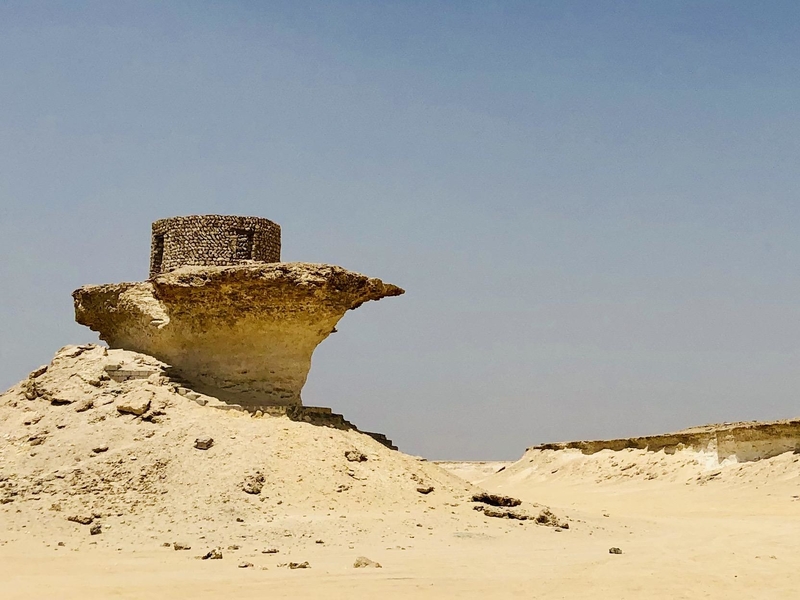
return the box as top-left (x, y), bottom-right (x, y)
top-left (73, 262), bottom-right (403, 409)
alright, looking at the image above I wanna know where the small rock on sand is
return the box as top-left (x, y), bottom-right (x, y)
top-left (67, 515), bottom-right (93, 525)
top-left (116, 395), bottom-right (151, 416)
top-left (242, 472), bottom-right (265, 495)
top-left (238, 562), bottom-right (253, 568)
top-left (345, 450), bottom-right (367, 462)
top-left (416, 486), bottom-right (434, 494)
top-left (202, 548), bottom-right (223, 560)
top-left (194, 436), bottom-right (214, 450)
top-left (173, 542), bottom-right (191, 550)
top-left (288, 561), bottom-right (310, 569)
top-left (609, 547), bottom-right (623, 554)
top-left (353, 556), bottom-right (382, 568)
top-left (89, 523), bottom-right (102, 535)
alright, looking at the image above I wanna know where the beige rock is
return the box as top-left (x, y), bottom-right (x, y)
top-left (115, 393), bottom-right (151, 416)
top-left (353, 556), bottom-right (382, 568)
top-left (73, 263), bottom-right (403, 409)
top-left (194, 436), bottom-right (214, 450)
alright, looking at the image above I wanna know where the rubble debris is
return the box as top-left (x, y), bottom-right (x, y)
top-left (471, 492), bottom-right (522, 507)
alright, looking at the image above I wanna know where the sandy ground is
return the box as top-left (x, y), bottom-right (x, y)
top-left (2, 345), bottom-right (799, 598)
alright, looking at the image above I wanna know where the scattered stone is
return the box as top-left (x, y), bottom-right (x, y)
top-left (353, 556), bottom-right (382, 568)
top-left (535, 508), bottom-right (569, 529)
top-left (74, 399), bottom-right (94, 413)
top-left (471, 492), bottom-right (522, 507)
top-left (609, 547), bottom-right (623, 555)
top-left (30, 365), bottom-right (48, 379)
top-left (261, 548), bottom-right (279, 554)
top-left (288, 561), bottom-right (310, 569)
top-left (227, 545), bottom-right (240, 550)
top-left (474, 505), bottom-right (530, 520)
top-left (345, 450), bottom-right (367, 462)
top-left (21, 378), bottom-right (38, 400)
top-left (174, 542), bottom-right (192, 550)
top-left (116, 395), bottom-right (151, 416)
top-left (49, 503), bottom-right (62, 512)
top-left (22, 413), bottom-right (42, 426)
top-left (238, 562), bottom-right (253, 568)
top-left (162, 542), bottom-right (171, 547)
top-left (416, 486), bottom-right (434, 495)
top-left (315, 539), bottom-right (324, 544)
top-left (194, 436), bottom-right (214, 450)
top-left (90, 523), bottom-right (102, 535)
top-left (29, 433), bottom-right (47, 446)
top-left (202, 548), bottom-right (223, 560)
top-left (92, 445), bottom-right (109, 454)
top-left (57, 542), bottom-right (65, 547)
top-left (67, 515), bottom-right (94, 525)
top-left (242, 472), bottom-right (265, 495)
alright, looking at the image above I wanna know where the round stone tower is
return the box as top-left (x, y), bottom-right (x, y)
top-left (149, 215), bottom-right (281, 277)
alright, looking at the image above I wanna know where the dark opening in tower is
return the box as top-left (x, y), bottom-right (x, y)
top-left (152, 233), bottom-right (165, 274)
top-left (233, 229), bottom-right (255, 259)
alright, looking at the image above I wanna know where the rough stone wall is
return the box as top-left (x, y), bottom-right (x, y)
top-left (150, 215), bottom-right (281, 277)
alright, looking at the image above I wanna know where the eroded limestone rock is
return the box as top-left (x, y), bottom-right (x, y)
top-left (73, 262), bottom-right (403, 409)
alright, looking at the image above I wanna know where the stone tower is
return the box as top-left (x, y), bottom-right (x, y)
top-left (149, 215), bottom-right (281, 277)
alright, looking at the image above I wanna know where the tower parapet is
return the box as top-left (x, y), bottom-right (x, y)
top-left (150, 215), bottom-right (281, 277)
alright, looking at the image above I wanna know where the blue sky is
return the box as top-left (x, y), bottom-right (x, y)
top-left (2, 1), bottom-right (799, 459)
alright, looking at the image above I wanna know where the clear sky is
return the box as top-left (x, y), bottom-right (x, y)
top-left (1, 1), bottom-right (799, 459)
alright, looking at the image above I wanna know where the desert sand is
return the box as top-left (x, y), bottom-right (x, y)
top-left (1, 345), bottom-right (798, 599)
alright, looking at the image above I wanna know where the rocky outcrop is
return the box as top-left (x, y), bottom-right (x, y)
top-left (73, 263), bottom-right (403, 409)
top-left (531, 419), bottom-right (800, 463)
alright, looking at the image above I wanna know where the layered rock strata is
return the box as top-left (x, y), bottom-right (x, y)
top-left (531, 419), bottom-right (800, 463)
top-left (73, 262), bottom-right (403, 409)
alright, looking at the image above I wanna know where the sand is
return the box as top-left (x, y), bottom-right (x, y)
top-left (1, 345), bottom-right (799, 598)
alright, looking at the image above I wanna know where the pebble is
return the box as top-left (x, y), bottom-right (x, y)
top-left (194, 436), bottom-right (214, 450)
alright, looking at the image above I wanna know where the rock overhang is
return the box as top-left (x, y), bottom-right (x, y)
top-left (73, 262), bottom-right (404, 409)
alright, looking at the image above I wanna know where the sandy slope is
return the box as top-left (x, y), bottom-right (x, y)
top-left (2, 344), bottom-right (798, 598)
top-left (0, 345), bottom-right (569, 599)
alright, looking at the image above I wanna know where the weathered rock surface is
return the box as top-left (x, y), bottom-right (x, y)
top-left (73, 263), bottom-right (403, 409)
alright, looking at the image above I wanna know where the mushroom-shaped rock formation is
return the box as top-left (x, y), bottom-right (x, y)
top-left (73, 262), bottom-right (403, 409)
